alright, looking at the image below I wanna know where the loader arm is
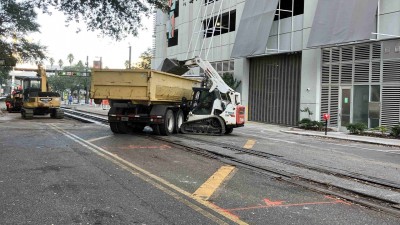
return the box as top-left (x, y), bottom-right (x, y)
top-left (183, 57), bottom-right (241, 106)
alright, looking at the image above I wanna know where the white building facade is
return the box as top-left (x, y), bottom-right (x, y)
top-left (153, 0), bottom-right (400, 130)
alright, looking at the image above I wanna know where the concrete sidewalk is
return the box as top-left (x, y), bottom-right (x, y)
top-left (67, 104), bottom-right (400, 148)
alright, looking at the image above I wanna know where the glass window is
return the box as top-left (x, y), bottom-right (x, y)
top-left (223, 61), bottom-right (229, 71)
top-left (274, 0), bottom-right (304, 21)
top-left (353, 85), bottom-right (369, 125)
top-left (169, 0), bottom-right (179, 18)
top-left (229, 61), bottom-right (234, 71)
top-left (216, 62), bottom-right (222, 72)
top-left (31, 80), bottom-right (41, 89)
top-left (371, 85), bottom-right (380, 102)
top-left (167, 29), bottom-right (178, 47)
top-left (203, 10), bottom-right (236, 38)
top-left (205, 0), bottom-right (219, 5)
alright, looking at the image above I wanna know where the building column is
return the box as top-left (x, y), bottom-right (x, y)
top-left (234, 58), bottom-right (250, 120)
top-left (300, 48), bottom-right (322, 121)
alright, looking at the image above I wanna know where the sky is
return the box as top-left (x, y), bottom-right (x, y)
top-left (24, 9), bottom-right (154, 69)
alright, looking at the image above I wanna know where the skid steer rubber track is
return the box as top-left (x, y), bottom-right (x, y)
top-left (180, 116), bottom-right (226, 135)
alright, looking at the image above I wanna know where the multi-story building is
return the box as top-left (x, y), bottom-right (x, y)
top-left (153, 0), bottom-right (400, 130)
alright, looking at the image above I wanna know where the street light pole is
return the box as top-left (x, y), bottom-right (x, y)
top-left (129, 45), bottom-right (132, 69)
top-left (85, 56), bottom-right (89, 104)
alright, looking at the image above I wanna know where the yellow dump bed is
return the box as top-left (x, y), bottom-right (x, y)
top-left (90, 69), bottom-right (200, 104)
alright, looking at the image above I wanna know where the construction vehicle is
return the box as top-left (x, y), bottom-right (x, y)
top-left (90, 56), bottom-right (245, 135)
top-left (5, 90), bottom-right (23, 112)
top-left (20, 65), bottom-right (64, 119)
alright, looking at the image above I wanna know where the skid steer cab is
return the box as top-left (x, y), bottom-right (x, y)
top-left (178, 87), bottom-right (245, 135)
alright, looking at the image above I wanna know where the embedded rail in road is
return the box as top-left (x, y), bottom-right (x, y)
top-left (63, 108), bottom-right (400, 218)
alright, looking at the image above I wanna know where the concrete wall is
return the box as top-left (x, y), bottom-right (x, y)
top-left (299, 0), bottom-right (321, 121)
top-left (379, 0), bottom-right (400, 39)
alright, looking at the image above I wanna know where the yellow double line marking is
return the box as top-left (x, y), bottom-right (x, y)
top-left (244, 139), bottom-right (256, 149)
top-left (50, 125), bottom-right (248, 225)
top-left (193, 166), bottom-right (236, 200)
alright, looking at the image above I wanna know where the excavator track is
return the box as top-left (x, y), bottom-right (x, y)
top-left (21, 108), bottom-right (34, 120)
top-left (180, 116), bottom-right (226, 135)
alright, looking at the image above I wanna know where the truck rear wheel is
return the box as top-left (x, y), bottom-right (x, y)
top-left (110, 122), bottom-right (120, 133)
top-left (117, 122), bottom-right (129, 134)
top-left (110, 122), bottom-right (129, 134)
top-left (159, 109), bottom-right (175, 136)
top-left (175, 110), bottom-right (184, 133)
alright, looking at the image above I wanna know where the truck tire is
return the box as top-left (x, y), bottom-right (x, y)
top-left (110, 122), bottom-right (120, 133)
top-left (174, 110), bottom-right (184, 133)
top-left (117, 122), bottom-right (130, 134)
top-left (151, 125), bottom-right (160, 135)
top-left (159, 109), bottom-right (175, 136)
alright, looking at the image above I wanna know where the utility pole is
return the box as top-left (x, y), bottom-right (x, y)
top-left (85, 56), bottom-right (89, 104)
top-left (129, 45), bottom-right (132, 69)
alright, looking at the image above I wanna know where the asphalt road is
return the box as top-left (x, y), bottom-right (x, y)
top-left (0, 112), bottom-right (399, 224)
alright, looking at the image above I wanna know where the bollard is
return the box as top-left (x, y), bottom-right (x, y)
top-left (323, 113), bottom-right (330, 135)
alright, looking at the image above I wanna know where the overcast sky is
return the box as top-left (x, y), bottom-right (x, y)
top-left (25, 9), bottom-right (154, 69)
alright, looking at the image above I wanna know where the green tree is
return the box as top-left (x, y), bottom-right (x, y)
top-left (1, 0), bottom-right (169, 80)
top-left (31, 0), bottom-right (169, 40)
top-left (124, 60), bottom-right (131, 69)
top-left (67, 53), bottom-right (74, 66)
top-left (0, 0), bottom-right (46, 80)
top-left (48, 73), bottom-right (69, 98)
top-left (49, 61), bottom-right (91, 104)
top-left (49, 57), bottom-right (55, 68)
top-left (135, 48), bottom-right (152, 69)
top-left (222, 73), bottom-right (241, 91)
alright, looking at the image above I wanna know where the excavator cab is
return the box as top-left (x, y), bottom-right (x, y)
top-left (22, 77), bottom-right (41, 101)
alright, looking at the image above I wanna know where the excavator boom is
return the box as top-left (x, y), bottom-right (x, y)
top-left (37, 65), bottom-right (48, 92)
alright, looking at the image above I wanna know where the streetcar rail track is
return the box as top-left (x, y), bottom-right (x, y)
top-left (64, 108), bottom-right (400, 217)
top-left (173, 135), bottom-right (400, 192)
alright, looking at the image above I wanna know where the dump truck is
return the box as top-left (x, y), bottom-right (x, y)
top-left (90, 57), bottom-right (245, 135)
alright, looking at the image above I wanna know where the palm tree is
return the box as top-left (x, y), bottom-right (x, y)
top-left (67, 53), bottom-right (74, 66)
top-left (49, 58), bottom-right (55, 68)
top-left (58, 59), bottom-right (63, 69)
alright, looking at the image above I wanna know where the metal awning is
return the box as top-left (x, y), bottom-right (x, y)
top-left (231, 0), bottom-right (279, 58)
top-left (307, 0), bottom-right (379, 48)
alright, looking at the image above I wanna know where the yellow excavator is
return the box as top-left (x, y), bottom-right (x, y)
top-left (20, 65), bottom-right (64, 119)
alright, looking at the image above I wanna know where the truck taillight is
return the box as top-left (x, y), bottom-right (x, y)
top-left (236, 106), bottom-right (245, 125)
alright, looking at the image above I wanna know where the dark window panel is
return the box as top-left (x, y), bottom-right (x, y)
top-left (205, 0), bottom-right (220, 5)
top-left (274, 0), bottom-right (304, 21)
top-left (166, 29), bottom-right (179, 47)
top-left (203, 10), bottom-right (236, 38)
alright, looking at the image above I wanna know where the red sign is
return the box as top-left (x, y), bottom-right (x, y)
top-left (323, 113), bottom-right (330, 120)
top-left (93, 60), bottom-right (101, 69)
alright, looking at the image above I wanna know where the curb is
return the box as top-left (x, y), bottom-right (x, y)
top-left (281, 130), bottom-right (400, 148)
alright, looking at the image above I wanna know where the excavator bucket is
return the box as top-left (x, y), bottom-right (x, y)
top-left (158, 58), bottom-right (189, 75)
